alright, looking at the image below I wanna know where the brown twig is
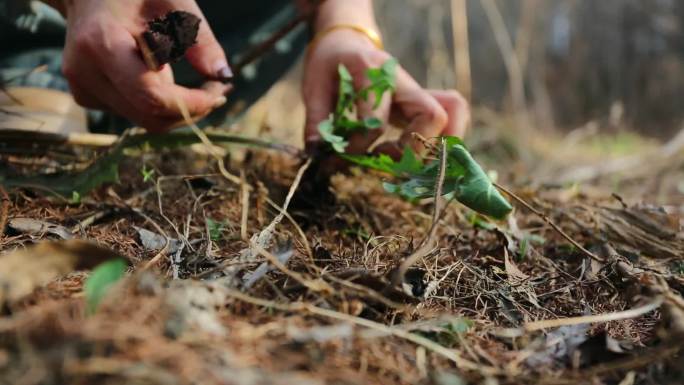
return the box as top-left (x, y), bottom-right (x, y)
top-left (239, 171), bottom-right (250, 241)
top-left (223, 288), bottom-right (499, 375)
top-left (494, 182), bottom-right (606, 263)
top-left (524, 296), bottom-right (663, 331)
top-left (390, 138), bottom-right (448, 289)
top-left (255, 245), bottom-right (331, 293)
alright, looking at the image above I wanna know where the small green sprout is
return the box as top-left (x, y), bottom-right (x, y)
top-left (70, 191), bottom-right (81, 204)
top-left (141, 164), bottom-right (155, 183)
top-left (206, 218), bottom-right (226, 242)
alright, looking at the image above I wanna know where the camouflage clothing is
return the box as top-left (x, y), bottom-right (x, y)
top-left (0, 0), bottom-right (309, 132)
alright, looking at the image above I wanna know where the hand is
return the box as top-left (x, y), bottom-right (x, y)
top-left (303, 29), bottom-right (470, 158)
top-left (61, 0), bottom-right (232, 132)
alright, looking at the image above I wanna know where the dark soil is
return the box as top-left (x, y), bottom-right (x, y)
top-left (142, 11), bottom-right (201, 67)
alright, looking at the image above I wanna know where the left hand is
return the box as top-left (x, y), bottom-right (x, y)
top-left (302, 28), bottom-right (470, 158)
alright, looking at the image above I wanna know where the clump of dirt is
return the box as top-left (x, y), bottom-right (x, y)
top-left (141, 11), bottom-right (201, 68)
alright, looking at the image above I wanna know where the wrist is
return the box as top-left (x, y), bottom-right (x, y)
top-left (314, 0), bottom-right (378, 32)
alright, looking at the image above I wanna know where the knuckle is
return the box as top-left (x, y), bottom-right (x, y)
top-left (444, 90), bottom-right (464, 103)
top-left (72, 29), bottom-right (97, 54)
top-left (445, 91), bottom-right (470, 116)
top-left (448, 90), bottom-right (470, 111)
top-left (363, 49), bottom-right (391, 66)
top-left (137, 89), bottom-right (169, 117)
top-left (429, 103), bottom-right (449, 129)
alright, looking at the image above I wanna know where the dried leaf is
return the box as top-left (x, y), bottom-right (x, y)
top-left (8, 217), bottom-right (73, 239)
top-left (527, 323), bottom-right (590, 367)
top-left (135, 226), bottom-right (181, 254)
top-left (242, 244), bottom-right (294, 289)
top-left (504, 249), bottom-right (529, 282)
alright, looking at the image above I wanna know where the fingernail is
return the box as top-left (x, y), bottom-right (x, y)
top-left (214, 96), bottom-right (227, 108)
top-left (215, 62), bottom-right (233, 81)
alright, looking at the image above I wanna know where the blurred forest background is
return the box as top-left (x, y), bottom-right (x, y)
top-left (251, 0), bottom-right (684, 143)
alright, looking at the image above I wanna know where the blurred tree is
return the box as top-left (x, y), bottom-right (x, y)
top-left (374, 0), bottom-right (684, 137)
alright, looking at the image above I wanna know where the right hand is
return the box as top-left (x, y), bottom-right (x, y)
top-left (61, 0), bottom-right (232, 132)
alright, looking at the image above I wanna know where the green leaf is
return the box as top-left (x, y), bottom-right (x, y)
top-left (84, 258), bottom-right (127, 315)
top-left (141, 164), bottom-right (155, 183)
top-left (392, 147), bottom-right (423, 175)
top-left (338, 64), bottom-right (354, 96)
top-left (343, 138), bottom-right (513, 219)
top-left (318, 118), bottom-right (349, 153)
top-left (343, 147), bottom-right (422, 176)
top-left (207, 218), bottom-right (226, 242)
top-left (448, 144), bottom-right (513, 219)
top-left (363, 58), bottom-right (398, 108)
top-left (336, 64), bottom-right (356, 116)
top-left (363, 117), bottom-right (383, 130)
top-left (343, 153), bottom-right (397, 174)
top-left (70, 191), bottom-right (81, 204)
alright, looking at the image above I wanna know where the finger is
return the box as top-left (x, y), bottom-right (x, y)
top-left (67, 82), bottom-right (109, 111)
top-left (303, 66), bottom-right (336, 152)
top-left (62, 50), bottom-right (110, 111)
top-left (390, 68), bottom-right (448, 153)
top-left (99, 30), bottom-right (229, 123)
top-left (428, 89), bottom-right (470, 138)
top-left (180, 1), bottom-right (232, 80)
top-left (78, 69), bottom-right (181, 132)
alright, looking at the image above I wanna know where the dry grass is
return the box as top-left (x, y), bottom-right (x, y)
top-left (0, 115), bottom-right (682, 385)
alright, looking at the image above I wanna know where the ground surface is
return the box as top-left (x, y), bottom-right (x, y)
top-left (0, 120), bottom-right (682, 385)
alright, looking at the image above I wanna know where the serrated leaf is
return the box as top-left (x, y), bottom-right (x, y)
top-left (343, 153), bottom-right (397, 174)
top-left (337, 117), bottom-right (367, 133)
top-left (392, 147), bottom-right (423, 175)
top-left (84, 258), bottom-right (127, 315)
top-left (364, 58), bottom-right (398, 109)
top-left (343, 147), bottom-right (422, 176)
top-left (336, 64), bottom-right (356, 116)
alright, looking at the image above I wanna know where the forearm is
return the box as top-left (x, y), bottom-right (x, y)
top-left (314, 0), bottom-right (378, 32)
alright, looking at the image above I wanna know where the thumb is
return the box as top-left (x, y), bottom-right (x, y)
top-left (183, 8), bottom-right (232, 81)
